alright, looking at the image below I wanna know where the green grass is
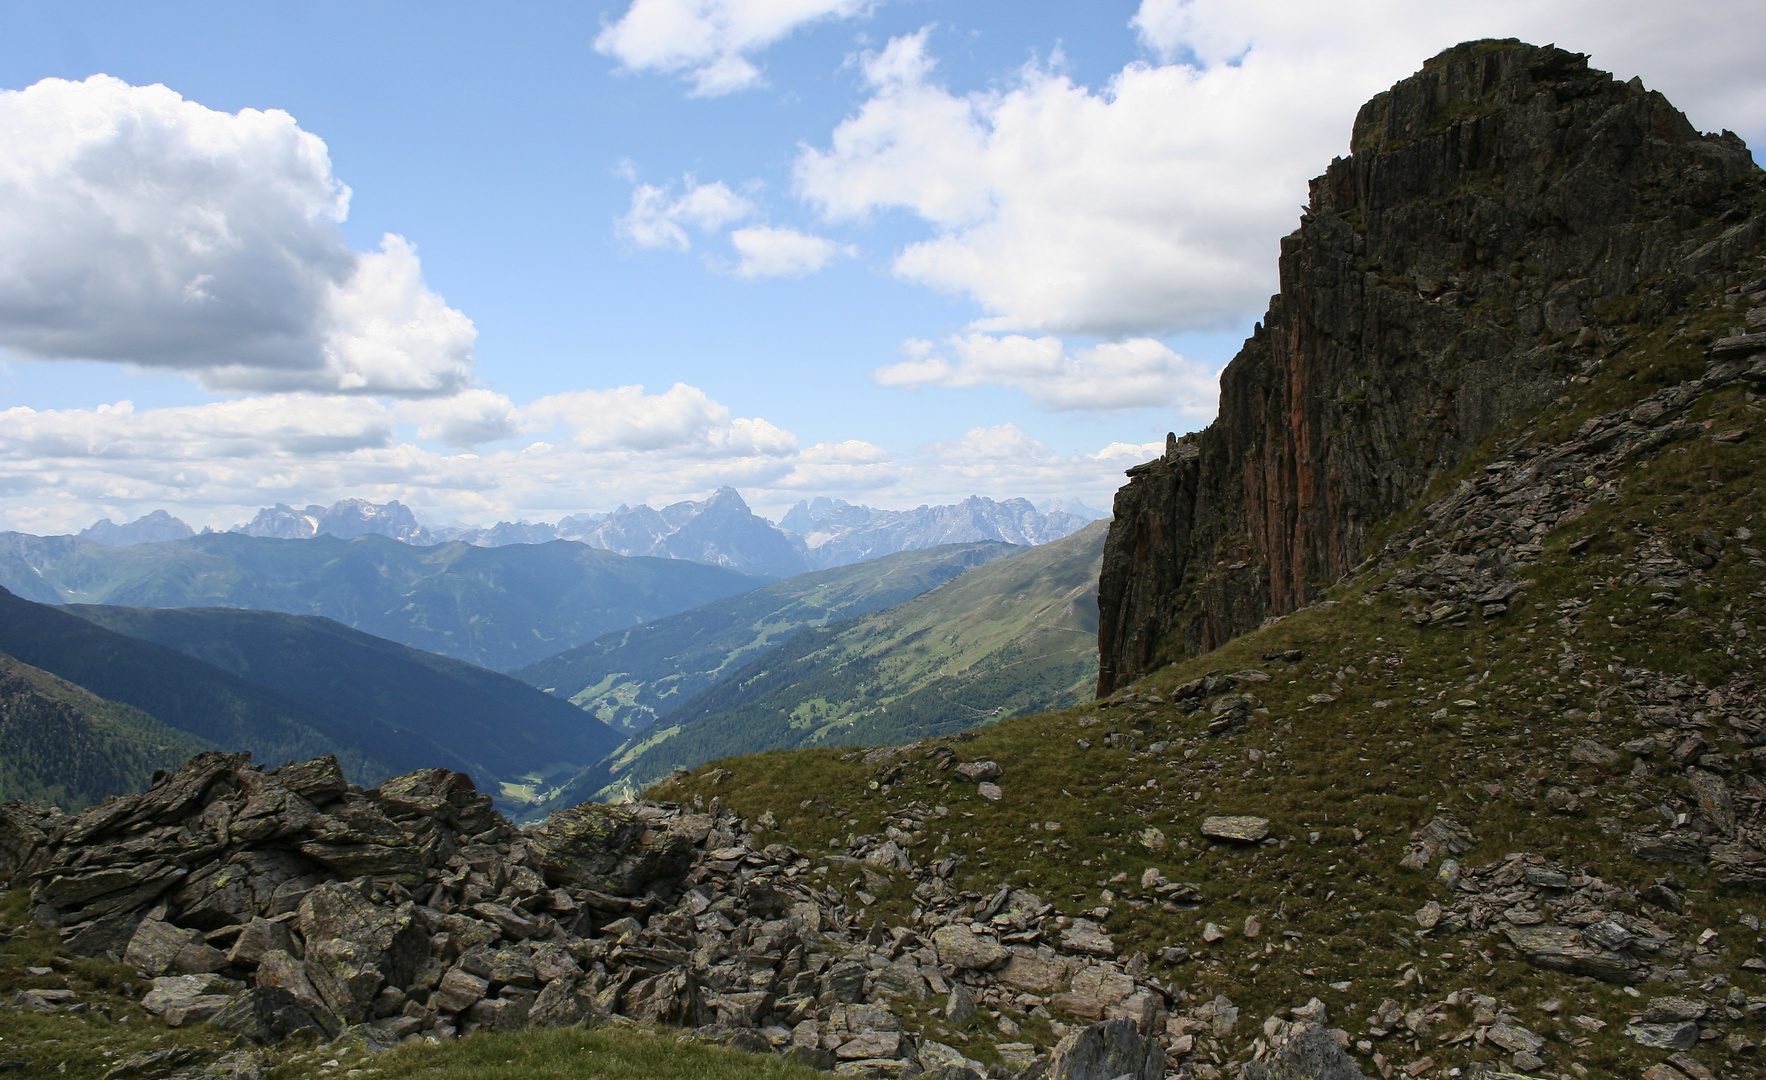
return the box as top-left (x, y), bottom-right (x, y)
top-left (592, 522), bottom-right (1106, 803)
top-left (0, 888), bottom-right (239, 1078)
top-left (264, 1027), bottom-right (827, 1080)
top-left (511, 542), bottom-right (1021, 736)
top-left (0, 886), bottom-right (827, 1080)
top-left (649, 322), bottom-right (1766, 1078)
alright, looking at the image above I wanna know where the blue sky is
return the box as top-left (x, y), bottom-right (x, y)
top-left (0, 0), bottom-right (1762, 532)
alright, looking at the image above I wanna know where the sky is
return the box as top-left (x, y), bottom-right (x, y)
top-left (1, 1), bottom-right (1764, 534)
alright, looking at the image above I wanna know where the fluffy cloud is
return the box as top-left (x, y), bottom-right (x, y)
top-left (0, 388), bottom-right (1150, 535)
top-left (730, 225), bottom-right (853, 278)
top-left (398, 389), bottom-right (525, 449)
top-left (595, 0), bottom-right (873, 96)
top-left (795, 6), bottom-right (1766, 337)
top-left (617, 177), bottom-right (754, 250)
top-left (525, 382), bottom-right (797, 456)
top-left (0, 76), bottom-right (476, 396)
top-left (875, 332), bottom-right (1219, 416)
top-left (0, 396), bottom-right (393, 462)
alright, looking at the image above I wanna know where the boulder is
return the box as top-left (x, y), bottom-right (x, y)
top-left (227, 917), bottom-right (296, 969)
top-left (528, 803), bottom-right (694, 895)
top-left (1242, 1024), bottom-right (1365, 1080)
top-left (997, 950), bottom-right (1071, 995)
top-left (124, 919), bottom-right (204, 976)
top-left (1200, 816), bottom-right (1270, 843)
top-left (1047, 1018), bottom-right (1161, 1080)
top-left (305, 938), bottom-right (386, 1026)
top-left (1060, 918), bottom-right (1115, 957)
top-left (931, 925), bottom-right (1008, 971)
top-left (253, 950), bottom-right (339, 1036)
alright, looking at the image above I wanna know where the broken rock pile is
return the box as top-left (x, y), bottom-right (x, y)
top-left (0, 751), bottom-right (1212, 1078)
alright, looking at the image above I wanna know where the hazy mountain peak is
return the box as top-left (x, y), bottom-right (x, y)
top-left (233, 498), bottom-right (430, 544)
top-left (78, 509), bottom-right (194, 547)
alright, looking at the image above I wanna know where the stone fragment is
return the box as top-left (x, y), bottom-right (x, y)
top-left (1484, 1022), bottom-right (1545, 1055)
top-left (124, 919), bottom-right (203, 976)
top-left (1642, 997), bottom-right (1708, 1023)
top-left (998, 950), bottom-right (1071, 995)
top-left (1627, 1022), bottom-right (1700, 1050)
top-left (1047, 1018), bottom-right (1161, 1080)
top-left (944, 983), bottom-right (976, 1024)
top-left (976, 782), bottom-right (1003, 802)
top-left (226, 917), bottom-right (295, 969)
top-left (1625, 831), bottom-right (1710, 864)
top-left (1397, 816), bottom-right (1473, 870)
top-left (305, 938), bottom-right (385, 1026)
top-left (1687, 769), bottom-right (1736, 835)
top-left (1502, 924), bottom-right (1642, 983)
top-left (433, 968), bottom-right (490, 1014)
top-left (1060, 918), bottom-right (1115, 957)
top-left (1049, 968), bottom-right (1135, 1021)
top-left (954, 761), bottom-right (1002, 783)
top-left (837, 1030), bottom-right (910, 1060)
top-left (1568, 739), bottom-right (1620, 766)
top-left (931, 925), bottom-right (1008, 970)
top-left (1242, 1023), bottom-right (1365, 1080)
top-left (1200, 816), bottom-right (1269, 843)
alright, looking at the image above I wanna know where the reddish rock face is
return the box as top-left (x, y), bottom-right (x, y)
top-left (1097, 39), bottom-right (1766, 695)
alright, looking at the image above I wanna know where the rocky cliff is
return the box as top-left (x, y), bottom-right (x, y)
top-left (1097, 39), bottom-right (1766, 694)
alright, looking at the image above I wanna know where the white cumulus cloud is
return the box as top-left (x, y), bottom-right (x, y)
top-left (729, 225), bottom-right (853, 278)
top-left (524, 382), bottom-right (798, 456)
top-left (617, 177), bottom-right (754, 250)
top-left (875, 332), bottom-right (1219, 417)
top-left (0, 75), bottom-right (477, 396)
top-left (398, 389), bottom-right (525, 449)
top-left (795, 6), bottom-right (1766, 337)
top-left (595, 0), bottom-right (874, 96)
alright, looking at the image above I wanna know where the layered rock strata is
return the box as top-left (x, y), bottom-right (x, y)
top-left (1098, 39), bottom-right (1766, 694)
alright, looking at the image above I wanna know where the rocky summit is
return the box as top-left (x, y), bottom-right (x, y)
top-left (1097, 39), bottom-right (1764, 694)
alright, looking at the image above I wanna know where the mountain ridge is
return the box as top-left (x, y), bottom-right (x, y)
top-left (512, 540), bottom-right (1023, 736)
top-left (577, 519), bottom-right (1108, 803)
top-left (0, 530), bottom-right (763, 671)
top-left (62, 603), bottom-right (622, 805)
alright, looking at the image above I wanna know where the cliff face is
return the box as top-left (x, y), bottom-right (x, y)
top-left (1097, 40), bottom-right (1766, 695)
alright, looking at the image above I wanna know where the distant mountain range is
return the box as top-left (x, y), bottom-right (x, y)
top-left (551, 519), bottom-right (1108, 806)
top-left (0, 586), bottom-right (621, 810)
top-left (70, 489), bottom-right (1099, 578)
top-left (511, 541), bottom-right (1022, 736)
top-left (0, 531), bottom-right (762, 671)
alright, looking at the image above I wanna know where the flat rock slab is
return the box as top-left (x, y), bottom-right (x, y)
top-left (1201, 816), bottom-right (1269, 843)
top-left (931, 925), bottom-right (1008, 971)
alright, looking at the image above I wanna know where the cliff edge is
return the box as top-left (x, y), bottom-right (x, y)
top-left (1097, 39), bottom-right (1766, 695)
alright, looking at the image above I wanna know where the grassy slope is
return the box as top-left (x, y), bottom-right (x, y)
top-left (511, 541), bottom-right (1022, 736)
top-left (0, 585), bottom-right (387, 783)
top-left (63, 605), bottom-right (622, 807)
top-left (0, 651), bottom-right (215, 809)
top-left (587, 521), bottom-right (1106, 803)
top-left (0, 890), bottom-right (821, 1080)
top-left (648, 286), bottom-right (1766, 1079)
top-left (0, 532), bottom-right (766, 671)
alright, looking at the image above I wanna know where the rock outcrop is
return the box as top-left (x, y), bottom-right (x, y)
top-left (3, 748), bottom-right (1253, 1076)
top-left (1098, 39), bottom-right (1766, 694)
